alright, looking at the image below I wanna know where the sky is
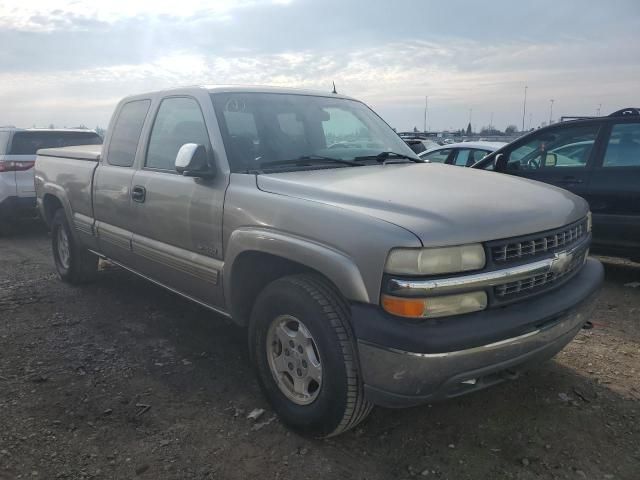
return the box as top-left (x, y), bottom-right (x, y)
top-left (1, 0), bottom-right (639, 132)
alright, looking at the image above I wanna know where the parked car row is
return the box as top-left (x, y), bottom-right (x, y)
top-left (34, 86), bottom-right (603, 438)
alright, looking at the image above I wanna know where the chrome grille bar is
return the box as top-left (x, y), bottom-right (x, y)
top-left (491, 221), bottom-right (586, 263)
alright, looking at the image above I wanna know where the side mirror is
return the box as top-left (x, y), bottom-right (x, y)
top-left (175, 143), bottom-right (215, 178)
top-left (545, 152), bottom-right (558, 167)
top-left (494, 152), bottom-right (508, 172)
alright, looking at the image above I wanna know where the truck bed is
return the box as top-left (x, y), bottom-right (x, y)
top-left (35, 146), bottom-right (102, 238)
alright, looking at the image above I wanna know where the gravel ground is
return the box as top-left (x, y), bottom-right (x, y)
top-left (0, 221), bottom-right (638, 480)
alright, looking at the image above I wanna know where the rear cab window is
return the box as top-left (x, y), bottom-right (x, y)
top-left (107, 100), bottom-right (151, 167)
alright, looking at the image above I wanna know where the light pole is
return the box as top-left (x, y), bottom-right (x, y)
top-left (597, 103), bottom-right (602, 116)
top-left (528, 113), bottom-right (532, 130)
top-left (423, 96), bottom-right (428, 133)
top-left (549, 99), bottom-right (554, 124)
top-left (490, 112), bottom-right (494, 132)
top-left (522, 85), bottom-right (528, 132)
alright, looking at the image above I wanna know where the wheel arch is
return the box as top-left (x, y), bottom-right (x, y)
top-left (224, 228), bottom-right (370, 326)
top-left (42, 193), bottom-right (65, 226)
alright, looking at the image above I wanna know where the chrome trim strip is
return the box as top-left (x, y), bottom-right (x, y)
top-left (89, 251), bottom-right (231, 318)
top-left (359, 329), bottom-right (542, 358)
top-left (133, 237), bottom-right (220, 285)
top-left (388, 241), bottom-right (587, 296)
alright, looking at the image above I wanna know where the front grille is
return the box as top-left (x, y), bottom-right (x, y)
top-left (491, 219), bottom-right (587, 264)
top-left (495, 246), bottom-right (587, 298)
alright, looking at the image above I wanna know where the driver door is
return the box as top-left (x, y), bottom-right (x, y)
top-left (502, 123), bottom-right (603, 199)
top-left (129, 95), bottom-right (227, 308)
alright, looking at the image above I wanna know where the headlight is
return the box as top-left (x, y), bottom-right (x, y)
top-left (381, 291), bottom-right (487, 319)
top-left (385, 244), bottom-right (486, 275)
top-left (587, 212), bottom-right (592, 233)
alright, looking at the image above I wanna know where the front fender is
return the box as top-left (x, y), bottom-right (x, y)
top-left (224, 227), bottom-right (370, 307)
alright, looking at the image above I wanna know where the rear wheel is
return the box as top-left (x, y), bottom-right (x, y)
top-left (51, 209), bottom-right (98, 284)
top-left (249, 274), bottom-right (372, 437)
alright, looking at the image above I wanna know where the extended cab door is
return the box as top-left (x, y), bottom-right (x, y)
top-left (586, 120), bottom-right (640, 255)
top-left (129, 93), bottom-right (227, 307)
top-left (499, 122), bottom-right (603, 199)
top-left (94, 99), bottom-right (152, 264)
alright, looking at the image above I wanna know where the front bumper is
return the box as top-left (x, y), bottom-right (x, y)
top-left (355, 258), bottom-right (603, 408)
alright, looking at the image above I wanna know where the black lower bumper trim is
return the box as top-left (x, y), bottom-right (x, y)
top-left (350, 258), bottom-right (604, 354)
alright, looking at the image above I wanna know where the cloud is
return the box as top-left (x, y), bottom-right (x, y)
top-left (1, 0), bottom-right (638, 130)
top-left (0, 0), bottom-right (292, 31)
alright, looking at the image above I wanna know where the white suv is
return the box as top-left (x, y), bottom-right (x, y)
top-left (0, 128), bottom-right (102, 224)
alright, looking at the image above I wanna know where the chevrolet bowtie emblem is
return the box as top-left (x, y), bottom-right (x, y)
top-left (549, 250), bottom-right (574, 275)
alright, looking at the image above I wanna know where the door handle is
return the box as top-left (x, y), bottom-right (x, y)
top-left (131, 185), bottom-right (146, 203)
top-left (558, 176), bottom-right (583, 185)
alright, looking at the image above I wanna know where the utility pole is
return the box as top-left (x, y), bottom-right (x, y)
top-left (549, 99), bottom-right (554, 124)
top-left (423, 96), bottom-right (428, 133)
top-left (597, 103), bottom-right (602, 116)
top-left (522, 85), bottom-right (528, 132)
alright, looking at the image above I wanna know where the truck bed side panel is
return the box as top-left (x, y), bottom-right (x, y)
top-left (35, 147), bottom-right (100, 250)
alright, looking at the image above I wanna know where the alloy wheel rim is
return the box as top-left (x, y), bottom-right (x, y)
top-left (57, 227), bottom-right (71, 269)
top-left (266, 315), bottom-right (322, 405)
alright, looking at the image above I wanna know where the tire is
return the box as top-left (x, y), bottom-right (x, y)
top-left (249, 273), bottom-right (373, 438)
top-left (51, 209), bottom-right (98, 284)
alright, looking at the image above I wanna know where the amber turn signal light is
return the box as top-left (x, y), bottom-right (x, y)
top-left (381, 294), bottom-right (426, 318)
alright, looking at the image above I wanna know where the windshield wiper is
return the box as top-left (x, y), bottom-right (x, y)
top-left (260, 155), bottom-right (363, 169)
top-left (354, 151), bottom-right (423, 163)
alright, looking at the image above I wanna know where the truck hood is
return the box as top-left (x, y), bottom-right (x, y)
top-left (256, 163), bottom-right (588, 246)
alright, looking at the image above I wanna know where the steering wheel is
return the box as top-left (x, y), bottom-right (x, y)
top-left (526, 156), bottom-right (541, 169)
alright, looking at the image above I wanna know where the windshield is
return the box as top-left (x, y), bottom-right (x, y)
top-left (210, 92), bottom-right (419, 172)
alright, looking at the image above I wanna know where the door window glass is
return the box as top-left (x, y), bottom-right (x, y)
top-left (107, 100), bottom-right (151, 167)
top-left (453, 149), bottom-right (472, 166)
top-left (146, 97), bottom-right (210, 171)
top-left (506, 125), bottom-right (599, 171)
top-left (471, 149), bottom-right (490, 163)
top-left (422, 149), bottom-right (451, 163)
top-left (602, 123), bottom-right (640, 167)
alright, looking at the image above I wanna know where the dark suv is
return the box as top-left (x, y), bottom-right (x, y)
top-left (473, 108), bottom-right (640, 262)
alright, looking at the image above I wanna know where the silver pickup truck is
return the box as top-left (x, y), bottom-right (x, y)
top-left (35, 86), bottom-right (603, 437)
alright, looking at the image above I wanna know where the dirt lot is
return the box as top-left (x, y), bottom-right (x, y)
top-left (0, 222), bottom-right (638, 480)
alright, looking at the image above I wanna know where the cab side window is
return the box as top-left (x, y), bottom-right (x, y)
top-left (602, 123), bottom-right (640, 168)
top-left (107, 100), bottom-right (151, 167)
top-left (422, 149), bottom-right (451, 163)
top-left (506, 125), bottom-right (599, 171)
top-left (146, 97), bottom-right (210, 171)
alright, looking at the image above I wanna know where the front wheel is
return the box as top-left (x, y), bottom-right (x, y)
top-left (51, 209), bottom-right (98, 284)
top-left (249, 274), bottom-right (372, 438)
